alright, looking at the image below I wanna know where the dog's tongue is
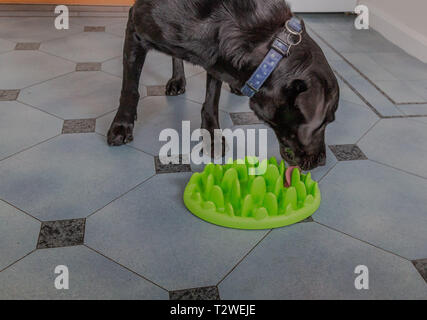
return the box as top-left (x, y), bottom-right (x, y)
top-left (285, 166), bottom-right (300, 188)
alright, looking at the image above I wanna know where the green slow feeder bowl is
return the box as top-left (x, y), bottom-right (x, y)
top-left (183, 157), bottom-right (321, 230)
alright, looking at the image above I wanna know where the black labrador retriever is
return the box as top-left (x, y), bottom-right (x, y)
top-left (107, 0), bottom-right (339, 170)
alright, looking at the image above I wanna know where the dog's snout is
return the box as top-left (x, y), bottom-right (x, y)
top-left (298, 151), bottom-right (326, 171)
top-left (317, 152), bottom-right (326, 166)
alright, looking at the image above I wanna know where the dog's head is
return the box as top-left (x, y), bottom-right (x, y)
top-left (249, 25), bottom-right (339, 171)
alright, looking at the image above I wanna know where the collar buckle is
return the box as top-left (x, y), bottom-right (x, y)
top-left (240, 17), bottom-right (303, 98)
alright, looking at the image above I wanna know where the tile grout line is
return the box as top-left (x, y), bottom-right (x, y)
top-left (355, 118), bottom-right (381, 145)
top-left (332, 68), bottom-right (384, 118)
top-left (0, 133), bottom-right (61, 162)
top-left (216, 229), bottom-right (272, 287)
top-left (17, 69), bottom-right (76, 93)
top-left (317, 161), bottom-right (339, 183)
top-left (83, 244), bottom-right (169, 293)
top-left (85, 172), bottom-right (157, 219)
top-left (93, 131), bottom-right (158, 158)
top-left (0, 198), bottom-right (42, 223)
top-left (313, 221), bottom-right (412, 262)
top-left (367, 159), bottom-right (427, 181)
top-left (94, 108), bottom-right (118, 120)
top-left (16, 99), bottom-right (66, 121)
top-left (0, 249), bottom-right (37, 273)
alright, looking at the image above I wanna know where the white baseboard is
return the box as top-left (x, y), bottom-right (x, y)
top-left (368, 4), bottom-right (427, 63)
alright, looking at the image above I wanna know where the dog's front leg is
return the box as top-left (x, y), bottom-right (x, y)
top-left (165, 58), bottom-right (186, 96)
top-left (201, 73), bottom-right (226, 158)
top-left (107, 9), bottom-right (147, 146)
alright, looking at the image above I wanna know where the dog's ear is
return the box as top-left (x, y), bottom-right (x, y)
top-left (300, 19), bottom-right (306, 31)
top-left (281, 79), bottom-right (308, 107)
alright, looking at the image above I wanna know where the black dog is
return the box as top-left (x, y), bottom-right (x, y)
top-left (107, 0), bottom-right (339, 170)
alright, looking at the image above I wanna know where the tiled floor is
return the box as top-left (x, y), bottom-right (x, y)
top-left (0, 13), bottom-right (426, 300)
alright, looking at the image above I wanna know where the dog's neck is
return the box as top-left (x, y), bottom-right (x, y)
top-left (218, 0), bottom-right (293, 90)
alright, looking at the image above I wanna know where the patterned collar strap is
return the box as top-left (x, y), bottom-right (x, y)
top-left (241, 17), bottom-right (303, 98)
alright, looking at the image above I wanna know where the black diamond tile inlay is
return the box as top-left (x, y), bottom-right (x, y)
top-left (84, 26), bottom-right (106, 32)
top-left (37, 219), bottom-right (85, 249)
top-left (412, 259), bottom-right (427, 283)
top-left (230, 112), bottom-right (263, 125)
top-left (170, 286), bottom-right (220, 300)
top-left (76, 62), bottom-right (102, 72)
top-left (147, 85), bottom-right (166, 96)
top-left (15, 42), bottom-right (40, 50)
top-left (154, 155), bottom-right (192, 174)
top-left (329, 144), bottom-right (368, 161)
top-left (0, 89), bottom-right (20, 101)
top-left (62, 119), bottom-right (96, 134)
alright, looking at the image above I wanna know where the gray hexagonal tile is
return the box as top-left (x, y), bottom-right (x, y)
top-left (0, 246), bottom-right (167, 299)
top-left (366, 52), bottom-right (427, 81)
top-left (325, 100), bottom-right (379, 145)
top-left (105, 21), bottom-right (127, 37)
top-left (413, 117), bottom-right (427, 125)
top-left (71, 17), bottom-right (127, 27)
top-left (0, 51), bottom-right (75, 89)
top-left (96, 96), bottom-right (233, 156)
top-left (181, 72), bottom-right (251, 113)
top-left (0, 38), bottom-right (16, 54)
top-left (0, 134), bottom-right (155, 221)
top-left (397, 104), bottom-right (427, 117)
top-left (405, 80), bottom-right (427, 101)
top-left (337, 78), bottom-right (366, 106)
top-left (0, 17), bottom-right (82, 42)
top-left (102, 51), bottom-right (204, 86)
top-left (219, 223), bottom-right (427, 299)
top-left (19, 71), bottom-right (121, 119)
top-left (0, 200), bottom-right (40, 271)
top-left (358, 119), bottom-right (427, 178)
top-left (316, 161), bottom-right (427, 260)
top-left (41, 32), bottom-right (124, 62)
top-left (0, 101), bottom-right (62, 160)
top-left (344, 76), bottom-right (403, 117)
top-left (85, 173), bottom-right (268, 291)
top-left (375, 80), bottom-right (426, 104)
top-left (342, 53), bottom-right (398, 81)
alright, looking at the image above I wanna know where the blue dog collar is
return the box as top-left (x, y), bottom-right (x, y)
top-left (241, 17), bottom-right (303, 98)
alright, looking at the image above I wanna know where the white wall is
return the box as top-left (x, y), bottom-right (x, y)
top-left (286, 0), bottom-right (357, 12)
top-left (358, 0), bottom-right (427, 62)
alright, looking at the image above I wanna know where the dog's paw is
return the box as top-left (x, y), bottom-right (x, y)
top-left (229, 85), bottom-right (243, 96)
top-left (107, 121), bottom-right (134, 146)
top-left (166, 77), bottom-right (186, 96)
